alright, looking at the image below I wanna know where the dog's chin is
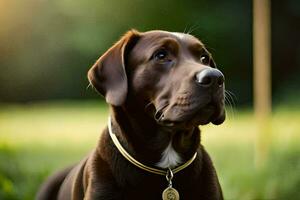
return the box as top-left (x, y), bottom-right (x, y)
top-left (156, 104), bottom-right (225, 129)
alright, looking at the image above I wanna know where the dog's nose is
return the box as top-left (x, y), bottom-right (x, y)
top-left (196, 68), bottom-right (224, 88)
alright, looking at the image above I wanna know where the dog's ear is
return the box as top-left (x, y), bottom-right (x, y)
top-left (88, 30), bottom-right (140, 106)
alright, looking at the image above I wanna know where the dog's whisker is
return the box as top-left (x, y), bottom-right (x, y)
top-left (226, 92), bottom-right (235, 106)
top-left (187, 24), bottom-right (200, 35)
top-left (225, 92), bottom-right (235, 120)
top-left (226, 90), bottom-right (236, 98)
top-left (224, 96), bottom-right (233, 119)
top-left (226, 90), bottom-right (237, 104)
top-left (187, 24), bottom-right (195, 34)
top-left (225, 92), bottom-right (235, 111)
top-left (225, 93), bottom-right (232, 109)
top-left (86, 82), bottom-right (93, 90)
top-left (225, 90), bottom-right (237, 107)
top-left (183, 25), bottom-right (188, 34)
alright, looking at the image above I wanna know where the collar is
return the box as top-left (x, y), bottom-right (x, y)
top-left (108, 116), bottom-right (197, 176)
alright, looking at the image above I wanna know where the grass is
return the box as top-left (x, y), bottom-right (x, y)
top-left (0, 101), bottom-right (300, 200)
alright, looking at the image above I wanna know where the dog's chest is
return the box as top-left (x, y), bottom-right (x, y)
top-left (156, 141), bottom-right (182, 168)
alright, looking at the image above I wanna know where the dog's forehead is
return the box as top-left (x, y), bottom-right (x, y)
top-left (139, 30), bottom-right (204, 48)
top-left (129, 31), bottom-right (205, 63)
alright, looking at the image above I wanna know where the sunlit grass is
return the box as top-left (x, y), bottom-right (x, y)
top-left (0, 101), bottom-right (300, 199)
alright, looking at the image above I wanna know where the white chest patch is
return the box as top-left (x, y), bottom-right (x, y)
top-left (156, 141), bottom-right (182, 169)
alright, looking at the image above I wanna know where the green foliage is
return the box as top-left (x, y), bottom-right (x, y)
top-left (0, 102), bottom-right (300, 199)
top-left (0, 0), bottom-right (252, 103)
top-left (1, 0), bottom-right (299, 104)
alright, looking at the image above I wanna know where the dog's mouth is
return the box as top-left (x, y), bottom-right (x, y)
top-left (154, 98), bottom-right (225, 128)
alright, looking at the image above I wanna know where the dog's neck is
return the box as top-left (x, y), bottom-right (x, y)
top-left (110, 104), bottom-right (201, 168)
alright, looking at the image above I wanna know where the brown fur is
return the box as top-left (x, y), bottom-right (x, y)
top-left (36, 30), bottom-right (225, 200)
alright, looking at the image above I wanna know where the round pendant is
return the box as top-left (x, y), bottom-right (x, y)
top-left (162, 187), bottom-right (180, 200)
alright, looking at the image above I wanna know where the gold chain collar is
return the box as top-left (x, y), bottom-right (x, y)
top-left (108, 116), bottom-right (197, 176)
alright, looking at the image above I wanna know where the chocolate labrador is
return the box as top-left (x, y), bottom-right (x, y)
top-left (36, 30), bottom-right (225, 200)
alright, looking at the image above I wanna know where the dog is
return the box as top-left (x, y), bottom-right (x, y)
top-left (36, 30), bottom-right (225, 200)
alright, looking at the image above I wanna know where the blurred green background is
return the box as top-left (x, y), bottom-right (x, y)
top-left (0, 0), bottom-right (300, 199)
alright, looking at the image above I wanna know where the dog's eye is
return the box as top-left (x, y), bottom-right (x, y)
top-left (200, 55), bottom-right (210, 65)
top-left (154, 49), bottom-right (168, 61)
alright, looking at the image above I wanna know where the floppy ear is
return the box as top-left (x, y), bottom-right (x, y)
top-left (88, 30), bottom-right (140, 106)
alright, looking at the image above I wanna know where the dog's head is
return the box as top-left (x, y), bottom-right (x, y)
top-left (88, 30), bottom-right (225, 129)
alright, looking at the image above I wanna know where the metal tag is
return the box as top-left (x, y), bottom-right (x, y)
top-left (162, 187), bottom-right (180, 200)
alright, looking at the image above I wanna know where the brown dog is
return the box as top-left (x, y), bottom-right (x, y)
top-left (36, 30), bottom-right (225, 200)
